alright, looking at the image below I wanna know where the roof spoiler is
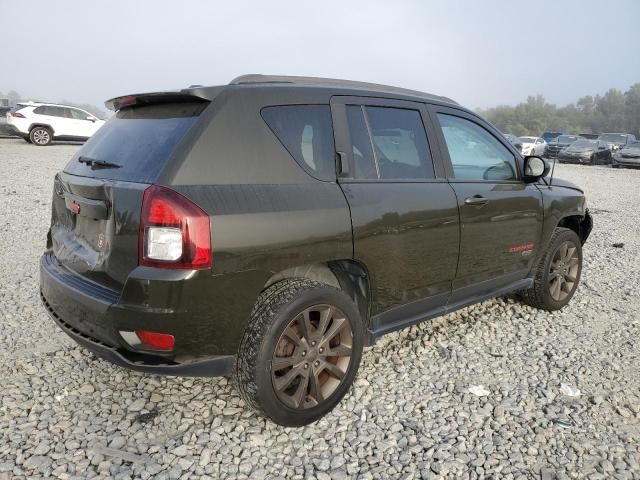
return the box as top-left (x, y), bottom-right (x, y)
top-left (105, 88), bottom-right (221, 111)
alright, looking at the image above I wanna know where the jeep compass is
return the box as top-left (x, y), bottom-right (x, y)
top-left (40, 75), bottom-right (592, 426)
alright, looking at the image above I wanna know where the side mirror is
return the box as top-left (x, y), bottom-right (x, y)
top-left (86, 116), bottom-right (96, 122)
top-left (523, 156), bottom-right (549, 182)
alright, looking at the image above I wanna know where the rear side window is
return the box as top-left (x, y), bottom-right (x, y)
top-left (64, 102), bottom-right (206, 183)
top-left (366, 106), bottom-right (434, 180)
top-left (261, 105), bottom-right (335, 181)
top-left (345, 105), bottom-right (434, 180)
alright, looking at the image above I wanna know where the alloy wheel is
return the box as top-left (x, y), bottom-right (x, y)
top-left (548, 240), bottom-right (580, 301)
top-left (32, 129), bottom-right (50, 145)
top-left (271, 304), bottom-right (353, 409)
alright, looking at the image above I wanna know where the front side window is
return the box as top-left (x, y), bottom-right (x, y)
top-left (261, 105), bottom-right (335, 181)
top-left (437, 114), bottom-right (518, 181)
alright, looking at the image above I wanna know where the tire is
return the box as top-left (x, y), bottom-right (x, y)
top-left (590, 154), bottom-right (597, 166)
top-left (520, 227), bottom-right (582, 311)
top-left (612, 163), bottom-right (620, 169)
top-left (23, 136), bottom-right (32, 144)
top-left (29, 126), bottom-right (52, 146)
top-left (235, 278), bottom-right (364, 426)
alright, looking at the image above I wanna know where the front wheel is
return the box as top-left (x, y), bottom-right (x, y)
top-left (520, 228), bottom-right (583, 311)
top-left (29, 126), bottom-right (52, 146)
top-left (235, 278), bottom-right (364, 426)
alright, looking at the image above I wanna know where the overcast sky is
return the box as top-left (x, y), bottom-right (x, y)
top-left (3, 0), bottom-right (640, 111)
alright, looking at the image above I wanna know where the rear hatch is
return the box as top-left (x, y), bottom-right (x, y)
top-left (49, 100), bottom-right (208, 292)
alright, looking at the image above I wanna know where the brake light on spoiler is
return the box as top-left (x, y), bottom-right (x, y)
top-left (139, 185), bottom-right (212, 270)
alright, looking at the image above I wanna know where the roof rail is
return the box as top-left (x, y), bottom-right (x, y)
top-left (229, 74), bottom-right (457, 104)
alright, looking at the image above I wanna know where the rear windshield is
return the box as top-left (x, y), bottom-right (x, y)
top-left (64, 102), bottom-right (207, 183)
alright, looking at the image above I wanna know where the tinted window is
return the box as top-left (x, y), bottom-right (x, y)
top-left (346, 105), bottom-right (377, 179)
top-left (64, 102), bottom-right (206, 183)
top-left (261, 105), bottom-right (335, 181)
top-left (437, 114), bottom-right (518, 181)
top-left (366, 107), bottom-right (434, 180)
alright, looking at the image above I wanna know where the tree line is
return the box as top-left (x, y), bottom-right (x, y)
top-left (477, 84), bottom-right (640, 137)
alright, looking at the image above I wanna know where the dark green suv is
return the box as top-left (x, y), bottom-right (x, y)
top-left (40, 75), bottom-right (592, 426)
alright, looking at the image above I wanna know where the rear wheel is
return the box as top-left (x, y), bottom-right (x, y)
top-left (29, 126), bottom-right (52, 146)
top-left (520, 228), bottom-right (582, 311)
top-left (235, 278), bottom-right (364, 426)
top-left (23, 137), bottom-right (32, 144)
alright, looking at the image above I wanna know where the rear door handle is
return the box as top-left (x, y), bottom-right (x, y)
top-left (464, 195), bottom-right (489, 206)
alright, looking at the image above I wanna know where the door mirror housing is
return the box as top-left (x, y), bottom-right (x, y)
top-left (86, 116), bottom-right (96, 122)
top-left (523, 156), bottom-right (549, 182)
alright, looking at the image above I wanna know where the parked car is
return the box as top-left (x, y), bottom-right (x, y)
top-left (597, 133), bottom-right (636, 152)
top-left (557, 139), bottom-right (611, 165)
top-left (519, 136), bottom-right (546, 156)
top-left (39, 74), bottom-right (592, 426)
top-left (611, 140), bottom-right (640, 168)
top-left (541, 131), bottom-right (565, 144)
top-left (0, 106), bottom-right (13, 136)
top-left (545, 134), bottom-right (579, 158)
top-left (503, 133), bottom-right (522, 152)
top-left (6, 102), bottom-right (105, 145)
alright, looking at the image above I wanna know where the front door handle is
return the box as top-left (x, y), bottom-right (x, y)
top-left (464, 195), bottom-right (489, 206)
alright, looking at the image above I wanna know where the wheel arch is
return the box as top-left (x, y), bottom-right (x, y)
top-left (263, 260), bottom-right (372, 333)
top-left (29, 123), bottom-right (55, 135)
top-left (557, 213), bottom-right (592, 245)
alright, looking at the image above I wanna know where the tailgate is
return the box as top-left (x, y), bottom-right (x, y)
top-left (49, 173), bottom-right (147, 291)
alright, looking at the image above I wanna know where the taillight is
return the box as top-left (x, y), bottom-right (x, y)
top-left (139, 185), bottom-right (212, 269)
top-left (135, 330), bottom-right (175, 350)
top-left (10, 112), bottom-right (25, 118)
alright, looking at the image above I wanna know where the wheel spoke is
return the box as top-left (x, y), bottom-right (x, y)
top-left (566, 246), bottom-right (577, 262)
top-left (565, 274), bottom-right (577, 283)
top-left (322, 317), bottom-right (348, 343)
top-left (291, 372), bottom-right (310, 408)
top-left (297, 309), bottom-right (314, 341)
top-left (550, 277), bottom-right (562, 299)
top-left (318, 306), bottom-right (333, 335)
top-left (273, 365), bottom-right (301, 392)
top-left (282, 326), bottom-right (303, 348)
top-left (309, 373), bottom-right (324, 404)
top-left (560, 242), bottom-right (568, 261)
top-left (566, 257), bottom-right (579, 267)
top-left (272, 355), bottom-right (295, 372)
top-left (326, 343), bottom-right (352, 357)
top-left (321, 361), bottom-right (346, 380)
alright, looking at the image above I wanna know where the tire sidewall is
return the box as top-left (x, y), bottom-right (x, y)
top-left (540, 230), bottom-right (583, 310)
top-left (253, 284), bottom-right (364, 426)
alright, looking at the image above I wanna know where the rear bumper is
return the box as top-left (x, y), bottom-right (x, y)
top-left (40, 253), bottom-right (235, 377)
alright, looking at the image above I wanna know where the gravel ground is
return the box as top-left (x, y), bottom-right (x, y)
top-left (0, 137), bottom-right (639, 480)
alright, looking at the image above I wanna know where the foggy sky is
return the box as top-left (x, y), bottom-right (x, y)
top-left (3, 0), bottom-right (640, 111)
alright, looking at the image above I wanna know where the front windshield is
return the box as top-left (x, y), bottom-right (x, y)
top-left (571, 139), bottom-right (596, 148)
top-left (622, 141), bottom-right (640, 149)
top-left (519, 136), bottom-right (536, 143)
top-left (599, 134), bottom-right (626, 144)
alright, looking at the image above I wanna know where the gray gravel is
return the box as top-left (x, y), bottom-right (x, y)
top-left (1, 137), bottom-right (639, 479)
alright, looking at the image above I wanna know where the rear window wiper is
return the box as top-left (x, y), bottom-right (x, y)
top-left (78, 155), bottom-right (121, 169)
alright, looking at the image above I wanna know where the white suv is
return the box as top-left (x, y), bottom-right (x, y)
top-left (6, 102), bottom-right (105, 146)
